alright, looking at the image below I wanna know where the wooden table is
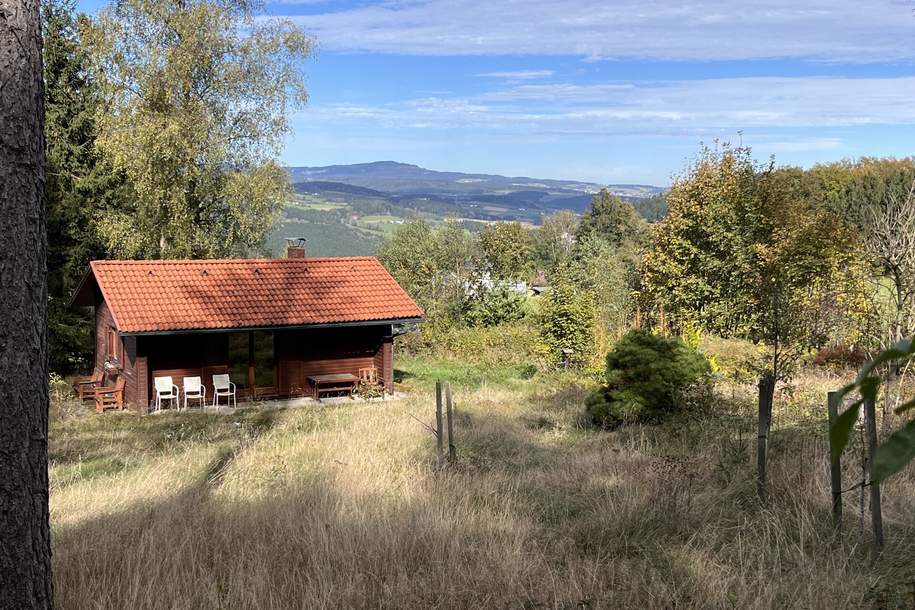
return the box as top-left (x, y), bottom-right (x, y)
top-left (307, 373), bottom-right (359, 400)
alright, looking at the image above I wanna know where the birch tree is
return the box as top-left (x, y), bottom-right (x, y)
top-left (86, 0), bottom-right (314, 259)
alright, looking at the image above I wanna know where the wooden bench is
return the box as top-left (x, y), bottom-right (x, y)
top-left (307, 373), bottom-right (358, 401)
top-left (74, 370), bottom-right (104, 401)
top-left (94, 377), bottom-right (126, 413)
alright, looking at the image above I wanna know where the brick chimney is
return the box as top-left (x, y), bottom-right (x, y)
top-left (285, 237), bottom-right (307, 259)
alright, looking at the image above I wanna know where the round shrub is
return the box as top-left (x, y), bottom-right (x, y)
top-left (586, 329), bottom-right (711, 428)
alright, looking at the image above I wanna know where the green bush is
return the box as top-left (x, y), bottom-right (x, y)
top-left (464, 284), bottom-right (527, 327)
top-left (586, 330), bottom-right (711, 428)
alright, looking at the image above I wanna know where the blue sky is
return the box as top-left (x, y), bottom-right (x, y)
top-left (76, 0), bottom-right (915, 186)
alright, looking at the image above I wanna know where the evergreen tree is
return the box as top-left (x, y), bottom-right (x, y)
top-left (43, 0), bottom-right (124, 372)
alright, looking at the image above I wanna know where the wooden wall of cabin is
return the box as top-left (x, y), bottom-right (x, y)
top-left (94, 293), bottom-right (140, 408)
top-left (93, 296), bottom-right (114, 376)
top-left (140, 333), bottom-right (230, 412)
top-left (130, 323), bottom-right (396, 410)
top-left (275, 325), bottom-right (393, 396)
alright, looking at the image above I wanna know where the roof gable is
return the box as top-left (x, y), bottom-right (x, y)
top-left (75, 257), bottom-right (423, 333)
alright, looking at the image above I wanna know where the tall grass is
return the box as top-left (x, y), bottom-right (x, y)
top-left (50, 365), bottom-right (915, 608)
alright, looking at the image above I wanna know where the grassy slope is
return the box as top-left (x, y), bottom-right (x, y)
top-left (50, 360), bottom-right (915, 609)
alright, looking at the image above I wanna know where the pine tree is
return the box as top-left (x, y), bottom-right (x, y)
top-left (0, 0), bottom-right (54, 603)
top-left (43, 0), bottom-right (125, 372)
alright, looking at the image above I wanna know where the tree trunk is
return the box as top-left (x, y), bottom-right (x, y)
top-left (756, 371), bottom-right (776, 502)
top-left (0, 0), bottom-right (53, 607)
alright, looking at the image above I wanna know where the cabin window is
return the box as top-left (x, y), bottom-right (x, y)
top-left (106, 328), bottom-right (119, 360)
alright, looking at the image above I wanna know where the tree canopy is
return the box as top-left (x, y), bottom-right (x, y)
top-left (43, 0), bottom-right (126, 371)
top-left (85, 0), bottom-right (314, 259)
top-left (575, 189), bottom-right (645, 248)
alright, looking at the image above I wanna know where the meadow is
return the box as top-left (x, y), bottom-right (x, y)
top-left (50, 355), bottom-right (915, 609)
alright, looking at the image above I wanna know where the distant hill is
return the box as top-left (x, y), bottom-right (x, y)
top-left (294, 181), bottom-right (389, 198)
top-left (287, 161), bottom-right (662, 202)
top-left (269, 162), bottom-right (665, 257)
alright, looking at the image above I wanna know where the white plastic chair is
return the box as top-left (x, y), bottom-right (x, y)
top-left (212, 374), bottom-right (236, 408)
top-left (154, 376), bottom-right (180, 411)
top-left (182, 376), bottom-right (206, 410)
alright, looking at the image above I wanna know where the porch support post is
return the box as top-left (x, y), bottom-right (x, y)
top-left (247, 332), bottom-right (255, 393)
top-left (382, 328), bottom-right (394, 394)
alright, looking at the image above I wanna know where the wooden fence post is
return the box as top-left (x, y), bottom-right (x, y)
top-left (756, 372), bottom-right (775, 503)
top-left (445, 383), bottom-right (456, 463)
top-left (435, 381), bottom-right (444, 466)
top-left (827, 391), bottom-right (843, 533)
top-left (863, 397), bottom-right (884, 556)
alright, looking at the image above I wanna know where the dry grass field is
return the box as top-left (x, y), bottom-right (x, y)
top-left (50, 358), bottom-right (915, 609)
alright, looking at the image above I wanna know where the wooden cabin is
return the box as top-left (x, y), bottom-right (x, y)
top-left (70, 249), bottom-right (423, 412)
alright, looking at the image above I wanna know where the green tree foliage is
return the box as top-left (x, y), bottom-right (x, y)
top-left (828, 160), bottom-right (915, 348)
top-left (479, 222), bottom-right (534, 282)
top-left (564, 234), bottom-right (637, 350)
top-left (631, 193), bottom-right (668, 222)
top-left (643, 143), bottom-right (868, 499)
top-left (586, 330), bottom-right (710, 428)
top-left (43, 0), bottom-right (126, 371)
top-left (537, 276), bottom-right (595, 367)
top-left (534, 210), bottom-right (578, 269)
top-left (378, 219), bottom-right (481, 325)
top-left (86, 0), bottom-right (313, 259)
top-left (464, 285), bottom-right (526, 328)
top-left (575, 189), bottom-right (646, 248)
top-left (377, 220), bottom-right (441, 313)
top-left (559, 189), bottom-right (648, 354)
top-left (643, 145), bottom-right (865, 348)
top-left (813, 157), bottom-right (915, 223)
top-left (642, 145), bottom-right (761, 335)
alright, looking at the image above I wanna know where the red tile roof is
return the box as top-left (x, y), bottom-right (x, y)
top-left (76, 258), bottom-right (423, 333)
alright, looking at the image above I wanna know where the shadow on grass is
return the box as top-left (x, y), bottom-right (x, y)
top-left (52, 386), bottom-right (909, 609)
top-left (392, 368), bottom-right (414, 383)
top-left (53, 437), bottom-right (604, 609)
top-left (50, 407), bottom-right (283, 488)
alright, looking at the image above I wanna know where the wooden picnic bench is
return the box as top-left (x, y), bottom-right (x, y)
top-left (307, 373), bottom-right (359, 400)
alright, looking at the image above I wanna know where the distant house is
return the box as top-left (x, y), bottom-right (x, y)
top-left (70, 248), bottom-right (423, 412)
top-left (471, 272), bottom-right (529, 296)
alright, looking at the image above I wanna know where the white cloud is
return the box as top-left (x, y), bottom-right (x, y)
top-left (476, 70), bottom-right (555, 80)
top-left (283, 0), bottom-right (915, 61)
top-left (298, 76), bottom-right (915, 135)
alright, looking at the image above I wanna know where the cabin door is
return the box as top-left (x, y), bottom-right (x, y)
top-left (228, 331), bottom-right (276, 398)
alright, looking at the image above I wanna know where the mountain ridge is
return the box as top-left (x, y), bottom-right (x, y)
top-left (286, 161), bottom-right (663, 200)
